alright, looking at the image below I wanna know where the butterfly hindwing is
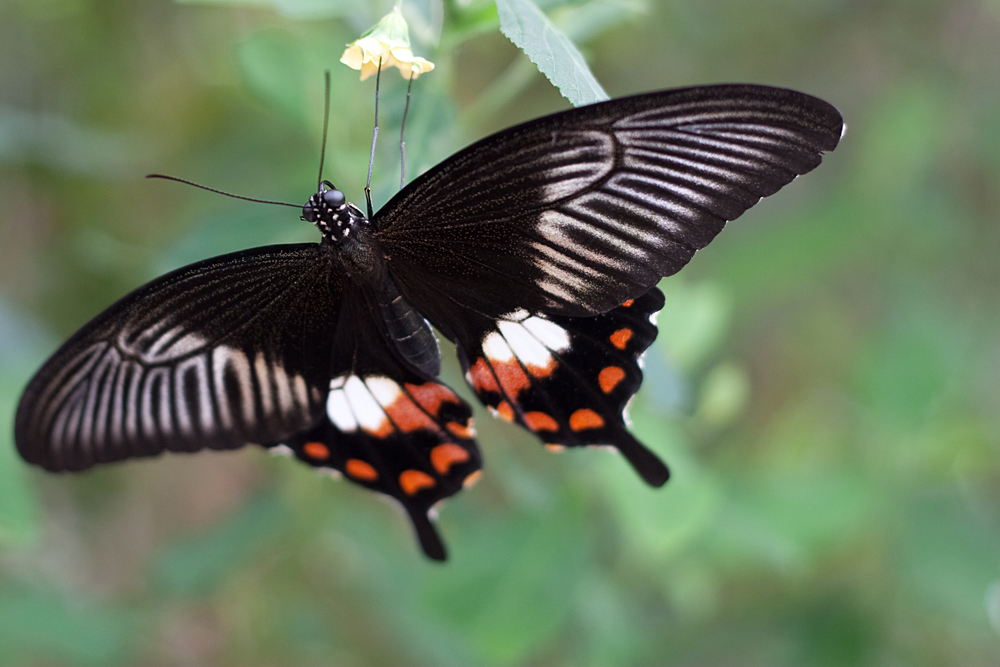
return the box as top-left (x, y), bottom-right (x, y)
top-left (16, 244), bottom-right (342, 472)
top-left (274, 284), bottom-right (481, 560)
top-left (454, 287), bottom-right (668, 486)
top-left (377, 85), bottom-right (843, 320)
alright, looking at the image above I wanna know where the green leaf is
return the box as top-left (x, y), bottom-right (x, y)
top-left (494, 0), bottom-right (608, 106)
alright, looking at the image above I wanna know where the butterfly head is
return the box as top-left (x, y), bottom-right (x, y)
top-left (302, 180), bottom-right (366, 242)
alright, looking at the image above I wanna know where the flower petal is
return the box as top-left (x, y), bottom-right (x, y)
top-left (340, 8), bottom-right (435, 80)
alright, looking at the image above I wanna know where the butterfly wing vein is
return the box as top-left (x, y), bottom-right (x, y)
top-left (17, 244), bottom-right (340, 471)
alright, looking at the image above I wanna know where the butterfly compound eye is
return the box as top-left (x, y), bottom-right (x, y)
top-left (302, 202), bottom-right (317, 222)
top-left (323, 189), bottom-right (345, 207)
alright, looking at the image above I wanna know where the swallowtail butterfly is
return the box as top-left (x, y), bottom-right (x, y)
top-left (15, 85), bottom-right (843, 559)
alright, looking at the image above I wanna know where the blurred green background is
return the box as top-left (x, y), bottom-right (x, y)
top-left (1, 0), bottom-right (999, 664)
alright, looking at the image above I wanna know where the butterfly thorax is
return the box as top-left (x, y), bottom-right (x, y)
top-left (302, 181), bottom-right (383, 282)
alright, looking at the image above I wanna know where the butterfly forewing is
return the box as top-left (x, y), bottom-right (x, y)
top-left (16, 244), bottom-right (342, 471)
top-left (376, 85), bottom-right (843, 319)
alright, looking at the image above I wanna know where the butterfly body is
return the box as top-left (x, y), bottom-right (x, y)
top-left (304, 180), bottom-right (442, 376)
top-left (16, 85), bottom-right (843, 559)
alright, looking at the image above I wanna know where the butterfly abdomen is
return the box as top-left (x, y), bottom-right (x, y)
top-left (374, 277), bottom-right (442, 377)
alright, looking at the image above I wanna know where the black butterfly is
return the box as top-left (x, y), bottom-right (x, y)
top-left (15, 85), bottom-right (843, 560)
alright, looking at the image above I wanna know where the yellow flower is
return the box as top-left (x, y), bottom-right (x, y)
top-left (340, 7), bottom-right (434, 81)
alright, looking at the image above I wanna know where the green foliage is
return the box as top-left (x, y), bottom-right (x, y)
top-left (153, 493), bottom-right (286, 596)
top-left (0, 587), bottom-right (141, 667)
top-left (495, 0), bottom-right (608, 105)
top-left (1, 0), bottom-right (999, 664)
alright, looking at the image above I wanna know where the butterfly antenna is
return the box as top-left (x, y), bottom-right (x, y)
top-left (317, 70), bottom-right (331, 190)
top-left (364, 57), bottom-right (382, 220)
top-left (400, 71), bottom-right (414, 190)
top-left (145, 174), bottom-right (300, 208)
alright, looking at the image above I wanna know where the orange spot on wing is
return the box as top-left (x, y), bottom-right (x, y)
top-left (610, 328), bottom-right (633, 350)
top-left (446, 420), bottom-right (476, 439)
top-left (303, 442), bottom-right (330, 460)
top-left (430, 443), bottom-right (470, 474)
top-left (621, 299), bottom-right (634, 308)
top-left (463, 470), bottom-right (483, 488)
top-left (361, 417), bottom-right (394, 438)
top-left (473, 354), bottom-right (549, 394)
top-left (569, 408), bottom-right (605, 431)
top-left (469, 358), bottom-right (499, 392)
top-left (399, 469), bottom-right (436, 495)
top-left (524, 411), bottom-right (559, 432)
top-left (491, 358), bottom-right (530, 396)
top-left (496, 401), bottom-right (515, 422)
top-left (405, 382), bottom-right (459, 416)
top-left (383, 395), bottom-right (434, 433)
top-left (346, 458), bottom-right (378, 481)
top-left (545, 443), bottom-right (566, 452)
top-left (598, 366), bottom-right (626, 393)
top-left (525, 358), bottom-right (557, 379)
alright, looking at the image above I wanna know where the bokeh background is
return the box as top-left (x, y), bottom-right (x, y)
top-left (1, 0), bottom-right (999, 664)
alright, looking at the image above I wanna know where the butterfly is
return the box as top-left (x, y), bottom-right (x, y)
top-left (15, 84), bottom-right (843, 560)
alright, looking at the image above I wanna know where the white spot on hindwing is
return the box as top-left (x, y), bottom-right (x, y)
top-left (325, 374), bottom-right (396, 436)
top-left (326, 376), bottom-right (358, 432)
top-left (364, 376), bottom-right (402, 407)
top-left (482, 314), bottom-right (571, 373)
top-left (521, 316), bottom-right (570, 351)
top-left (344, 376), bottom-right (388, 434)
top-left (481, 330), bottom-right (514, 362)
top-left (497, 320), bottom-right (553, 369)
